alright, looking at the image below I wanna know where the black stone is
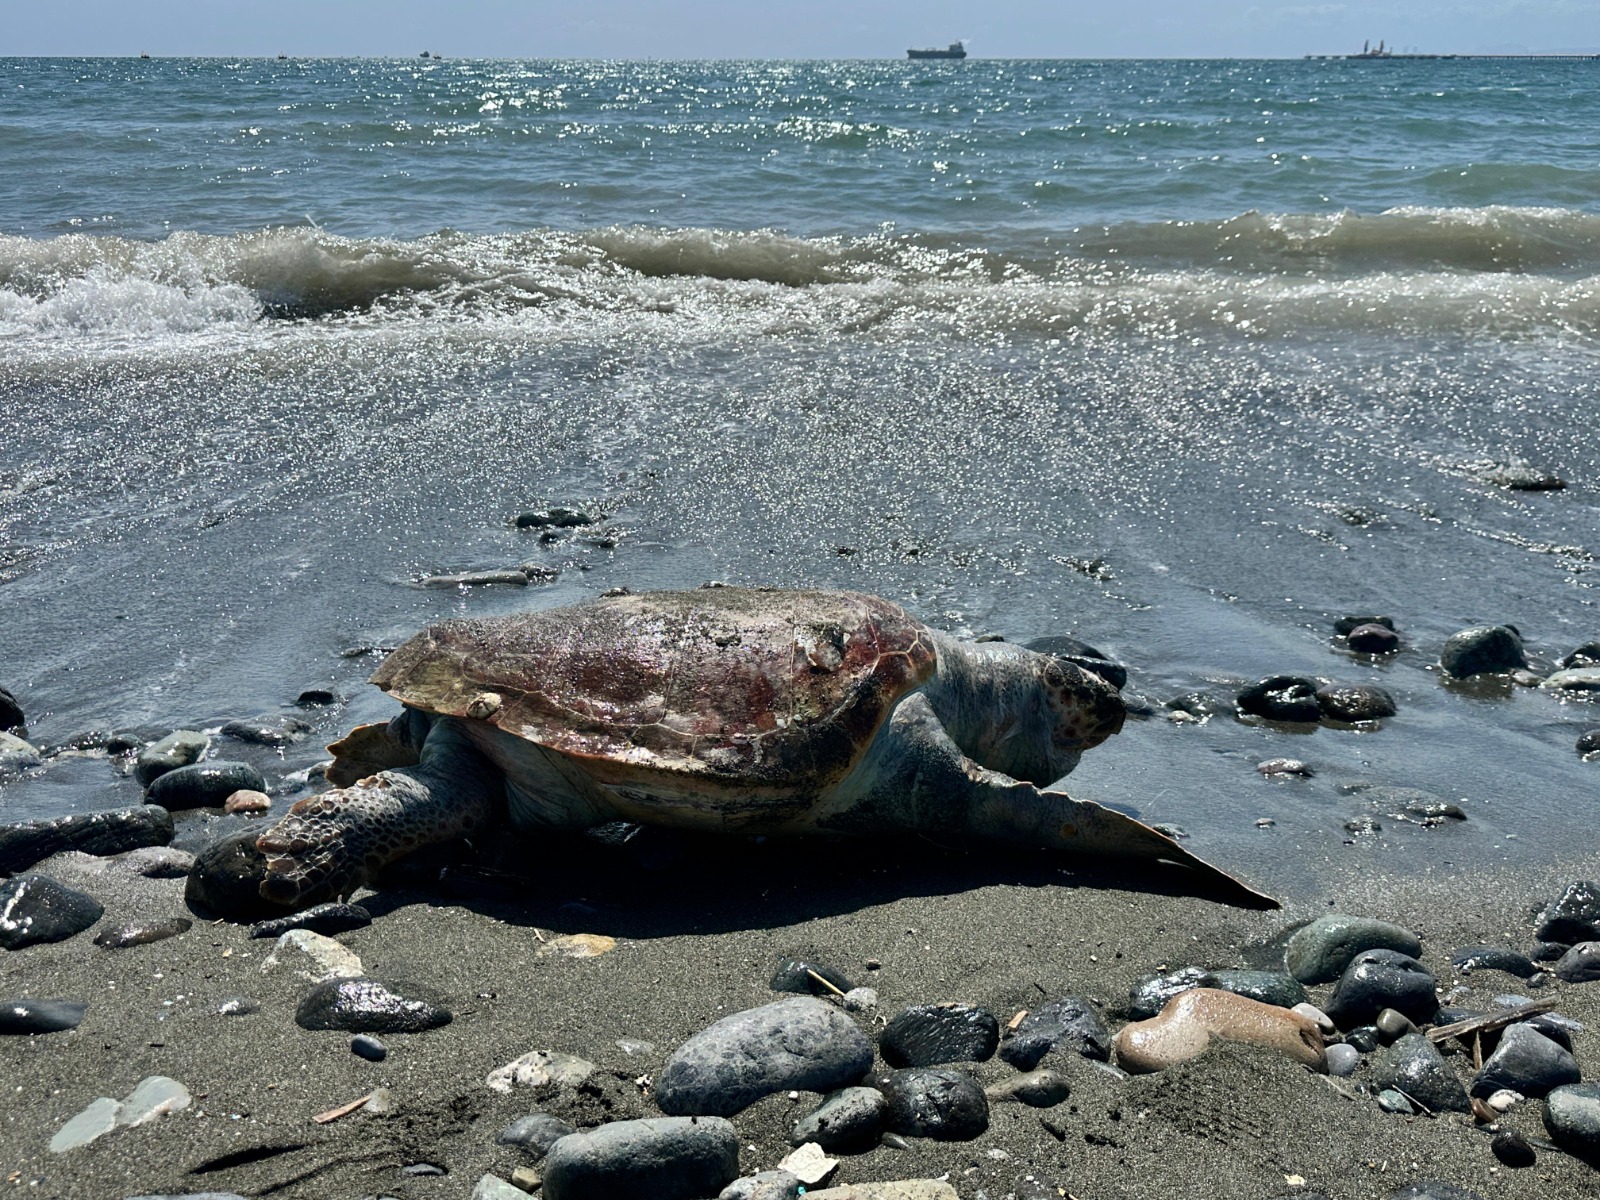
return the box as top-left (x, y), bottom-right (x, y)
top-left (514, 508), bottom-right (596, 529)
top-left (1564, 641), bottom-right (1600, 670)
top-left (185, 827), bottom-right (292, 922)
top-left (1524, 1013), bottom-right (1577, 1053)
top-left (1127, 966), bottom-right (1209, 1019)
top-left (769, 958), bottom-right (854, 997)
top-left (1536, 880), bottom-right (1600, 944)
top-left (94, 918), bottom-right (192, 949)
top-left (1491, 1129), bottom-right (1536, 1168)
top-left (1450, 945), bottom-right (1537, 978)
top-left (877, 1067), bottom-right (990, 1141)
top-left (1346, 624), bottom-right (1401, 654)
top-left (294, 978), bottom-right (452, 1034)
top-left (0, 875), bottom-right (103, 950)
top-left (1344, 1026), bottom-right (1381, 1053)
top-left (350, 1034), bottom-right (388, 1062)
top-left (1554, 941), bottom-right (1600, 983)
top-left (145, 762), bottom-right (268, 811)
top-left (879, 1003), bottom-right (999, 1068)
top-left (250, 903), bottom-right (373, 940)
top-left (221, 715), bottom-right (312, 747)
top-left (1315, 683), bottom-right (1397, 722)
top-left (295, 689), bottom-right (337, 708)
top-left (0, 999), bottom-right (86, 1034)
top-left (1237, 675), bottom-right (1322, 723)
top-left (1472, 1023), bottom-right (1579, 1099)
top-left (998, 996), bottom-right (1111, 1069)
top-left (790, 1086), bottom-right (887, 1153)
top-left (1439, 625), bottom-right (1527, 679)
top-left (498, 1112), bottom-right (578, 1158)
top-left (1544, 1082), bottom-right (1600, 1164)
top-left (1578, 729), bottom-right (1600, 755)
top-left (1201, 969), bottom-right (1308, 1010)
top-left (1533, 942), bottom-right (1571, 962)
top-left (541, 1116), bottom-right (739, 1200)
top-left (0, 806), bottom-right (174, 874)
top-left (0, 685), bottom-right (22, 733)
top-left (1334, 615), bottom-right (1396, 636)
top-left (1325, 950), bottom-right (1439, 1030)
top-left (1370, 1033), bottom-right (1470, 1113)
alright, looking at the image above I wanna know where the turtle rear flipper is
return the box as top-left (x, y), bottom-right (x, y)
top-left (325, 720), bottom-right (422, 788)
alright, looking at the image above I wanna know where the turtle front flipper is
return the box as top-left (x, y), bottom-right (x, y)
top-left (256, 718), bottom-right (501, 909)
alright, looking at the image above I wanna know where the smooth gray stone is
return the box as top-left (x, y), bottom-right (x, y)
top-left (145, 762), bottom-right (267, 810)
top-left (472, 1176), bottom-right (525, 1200)
top-left (350, 1034), bottom-right (388, 1062)
top-left (133, 731), bottom-right (209, 786)
top-left (0, 807), bottom-right (174, 874)
top-left (1544, 1082), bottom-right (1600, 1164)
top-left (1542, 668), bottom-right (1600, 695)
top-left (1371, 1033), bottom-right (1470, 1113)
top-left (94, 918), bottom-right (192, 949)
top-left (770, 958), bottom-right (854, 997)
top-left (1285, 915), bottom-right (1422, 985)
top-left (790, 1086), bottom-right (887, 1153)
top-left (1202, 969), bottom-right (1308, 1010)
top-left (998, 996), bottom-right (1110, 1068)
top-left (1450, 944), bottom-right (1537, 978)
top-left (0, 998), bottom-right (86, 1033)
top-left (1315, 683), bottom-right (1397, 722)
top-left (878, 1067), bottom-right (989, 1141)
top-left (0, 875), bottom-right (103, 950)
top-left (1325, 1043), bottom-right (1360, 1077)
top-left (249, 902), bottom-right (372, 939)
top-left (656, 997), bottom-right (872, 1118)
top-left (1536, 880), bottom-right (1600, 944)
top-left (1325, 950), bottom-right (1438, 1030)
top-left (718, 1171), bottom-right (802, 1200)
top-left (879, 1002), bottom-right (999, 1068)
top-left (498, 1112), bottom-right (577, 1158)
top-left (221, 714), bottom-right (312, 746)
top-left (0, 732), bottom-right (42, 777)
top-left (1472, 1023), bottom-right (1581, 1099)
top-left (294, 978), bottom-right (452, 1034)
top-left (418, 569), bottom-right (531, 588)
top-left (1439, 625), bottom-right (1526, 678)
top-left (542, 1116), bottom-right (739, 1200)
top-left (1389, 1184), bottom-right (1487, 1200)
top-left (985, 1068), bottom-right (1072, 1108)
top-left (1375, 1009), bottom-right (1417, 1044)
top-left (1127, 966), bottom-right (1209, 1018)
top-left (1554, 941), bottom-right (1600, 983)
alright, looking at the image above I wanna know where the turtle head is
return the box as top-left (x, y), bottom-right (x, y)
top-left (1035, 655), bottom-right (1127, 779)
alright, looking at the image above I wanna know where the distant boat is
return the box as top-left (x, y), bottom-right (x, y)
top-left (419, 50), bottom-right (431, 58)
top-left (908, 42), bottom-right (966, 60)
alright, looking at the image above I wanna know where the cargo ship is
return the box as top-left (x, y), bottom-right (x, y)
top-left (907, 42), bottom-right (967, 60)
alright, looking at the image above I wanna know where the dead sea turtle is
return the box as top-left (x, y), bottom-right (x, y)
top-left (226, 588), bottom-right (1273, 910)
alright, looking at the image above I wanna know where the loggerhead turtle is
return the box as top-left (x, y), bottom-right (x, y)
top-left (244, 588), bottom-right (1274, 910)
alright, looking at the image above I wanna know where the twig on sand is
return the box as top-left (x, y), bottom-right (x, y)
top-left (312, 1093), bottom-right (373, 1124)
top-left (807, 968), bottom-right (846, 998)
top-left (1426, 998), bottom-right (1557, 1046)
top-left (1007, 1009), bottom-right (1029, 1031)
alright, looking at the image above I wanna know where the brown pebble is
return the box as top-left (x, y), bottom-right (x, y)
top-left (1113, 987), bottom-right (1326, 1073)
top-left (224, 789), bottom-right (271, 814)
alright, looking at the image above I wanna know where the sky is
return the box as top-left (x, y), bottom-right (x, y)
top-left (7, 0), bottom-right (1600, 60)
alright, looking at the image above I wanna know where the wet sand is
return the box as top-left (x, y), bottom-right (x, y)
top-left (1, 829), bottom-right (1598, 1200)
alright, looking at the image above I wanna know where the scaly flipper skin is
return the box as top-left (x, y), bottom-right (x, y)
top-left (256, 719), bottom-right (500, 907)
top-left (822, 694), bottom-right (1279, 909)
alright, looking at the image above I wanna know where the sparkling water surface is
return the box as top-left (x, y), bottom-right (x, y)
top-left (2, 57), bottom-right (1598, 897)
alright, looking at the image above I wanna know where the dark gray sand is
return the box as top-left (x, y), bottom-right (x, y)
top-left (3, 832), bottom-right (1598, 1200)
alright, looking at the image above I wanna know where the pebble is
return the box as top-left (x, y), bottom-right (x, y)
top-left (1341, 785), bottom-right (1466, 826)
top-left (419, 569), bottom-right (534, 589)
top-left (1439, 625), bottom-right (1527, 679)
top-left (1347, 623), bottom-right (1401, 654)
top-left (984, 1069), bottom-right (1072, 1108)
top-left (1236, 675), bottom-right (1322, 723)
top-left (0, 731), bottom-right (43, 777)
top-left (1376, 1088), bottom-right (1414, 1114)
top-left (777, 1142), bottom-right (837, 1186)
top-left (511, 1166), bottom-right (543, 1192)
top-left (250, 902), bottom-right (373, 939)
top-left (486, 1050), bottom-right (597, 1094)
top-left (294, 977), bottom-right (452, 1034)
top-left (0, 998), bottom-right (86, 1034)
top-left (791, 1086), bottom-right (887, 1153)
top-left (1578, 729), bottom-right (1600, 755)
top-left (498, 1112), bottom-right (578, 1157)
top-left (224, 790), bottom-right (271, 814)
top-left (1127, 966), bottom-right (1210, 1019)
top-left (1344, 1026), bottom-right (1380, 1053)
top-left (536, 933), bottom-right (617, 959)
top-left (351, 1034), bottom-right (388, 1062)
top-left (806, 1184), bottom-right (957, 1200)
top-left (145, 762), bottom-right (268, 810)
top-left (1491, 1128), bottom-right (1537, 1168)
top-left (1344, 817), bottom-right (1383, 836)
top-left (842, 986), bottom-right (878, 1012)
top-left (220, 714), bottom-right (312, 746)
top-left (471, 1175), bottom-right (526, 1200)
top-left (49, 1076), bottom-right (191, 1152)
top-left (1471, 1023), bottom-right (1581, 1098)
top-left (1374, 1008), bottom-right (1418, 1043)
top-left (94, 918), bottom-right (192, 949)
top-left (1481, 462), bottom-right (1564, 491)
top-left (1315, 683), bottom-right (1397, 722)
top-left (1113, 988), bottom-right (1325, 1073)
top-left (720, 1171), bottom-right (803, 1200)
top-left (1285, 914), bottom-right (1422, 985)
top-left (0, 684), bottom-right (22, 732)
top-left (656, 997), bottom-right (873, 1118)
top-left (1201, 969), bottom-right (1309, 1010)
top-left (1543, 1081), bottom-right (1600, 1164)
top-left (295, 688), bottom-right (337, 707)
top-left (1257, 758), bottom-right (1313, 777)
top-left (1324, 1043), bottom-right (1360, 1076)
top-left (1487, 1088), bottom-right (1524, 1112)
top-left (998, 996), bottom-right (1111, 1068)
top-left (0, 874), bottom-right (104, 950)
top-left (1389, 1183), bottom-right (1487, 1200)
top-left (1370, 1033), bottom-right (1470, 1113)
top-left (261, 929), bottom-right (365, 982)
top-left (1292, 1003), bottom-right (1335, 1033)
top-left (879, 1003), bottom-right (999, 1068)
top-left (117, 846), bottom-right (196, 878)
top-left (0, 806), bottom-right (175, 874)
top-left (1554, 941), bottom-right (1600, 983)
top-left (215, 996), bottom-right (259, 1016)
top-left (1565, 641), bottom-right (1600, 670)
top-left (1334, 614), bottom-right (1396, 636)
top-left (1325, 950), bottom-right (1439, 1030)
top-left (541, 1116), bottom-right (740, 1200)
top-left (1536, 879), bottom-right (1600, 943)
top-left (1541, 667), bottom-right (1600, 697)
top-left (514, 507), bottom-right (596, 529)
top-left (770, 958), bottom-right (855, 997)
top-left (1450, 944), bottom-right (1537, 978)
top-left (133, 731), bottom-right (209, 786)
top-left (877, 1067), bottom-right (990, 1141)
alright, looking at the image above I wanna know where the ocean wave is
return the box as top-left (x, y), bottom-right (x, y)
top-left (3, 207), bottom-right (1600, 343)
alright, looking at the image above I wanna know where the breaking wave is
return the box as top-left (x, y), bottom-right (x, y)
top-left (4, 205), bottom-right (1600, 344)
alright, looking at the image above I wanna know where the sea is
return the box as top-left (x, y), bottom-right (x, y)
top-left (2, 56), bottom-right (1597, 895)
